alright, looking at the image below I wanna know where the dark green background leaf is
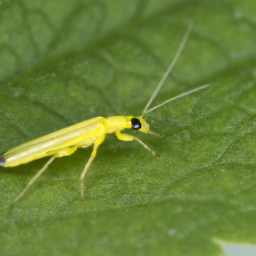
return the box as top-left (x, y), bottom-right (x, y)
top-left (1, 0), bottom-right (256, 255)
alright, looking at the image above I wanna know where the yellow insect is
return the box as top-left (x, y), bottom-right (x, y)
top-left (1, 24), bottom-right (209, 205)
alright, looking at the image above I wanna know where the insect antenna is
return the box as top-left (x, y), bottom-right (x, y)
top-left (143, 84), bottom-right (209, 115)
top-left (141, 22), bottom-right (194, 115)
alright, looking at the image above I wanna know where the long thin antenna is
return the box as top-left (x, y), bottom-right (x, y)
top-left (143, 84), bottom-right (209, 115)
top-left (141, 22), bottom-right (194, 115)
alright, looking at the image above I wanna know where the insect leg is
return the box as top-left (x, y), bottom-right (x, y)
top-left (11, 154), bottom-right (57, 205)
top-left (115, 130), bottom-right (160, 158)
top-left (80, 134), bottom-right (105, 201)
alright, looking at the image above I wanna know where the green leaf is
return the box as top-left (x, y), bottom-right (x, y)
top-left (1, 0), bottom-right (256, 255)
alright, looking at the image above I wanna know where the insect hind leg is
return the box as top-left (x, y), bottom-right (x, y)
top-left (10, 154), bottom-right (57, 205)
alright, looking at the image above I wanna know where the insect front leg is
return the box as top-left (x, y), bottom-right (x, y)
top-left (80, 134), bottom-right (105, 201)
top-left (115, 130), bottom-right (160, 158)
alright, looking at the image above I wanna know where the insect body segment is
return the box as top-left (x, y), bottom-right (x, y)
top-left (1, 23), bottom-right (210, 205)
top-left (2, 117), bottom-right (105, 167)
top-left (105, 116), bottom-right (149, 134)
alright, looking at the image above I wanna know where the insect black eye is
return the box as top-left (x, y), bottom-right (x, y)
top-left (131, 118), bottom-right (141, 130)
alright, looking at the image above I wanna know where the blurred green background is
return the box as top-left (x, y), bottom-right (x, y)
top-left (0, 0), bottom-right (256, 255)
